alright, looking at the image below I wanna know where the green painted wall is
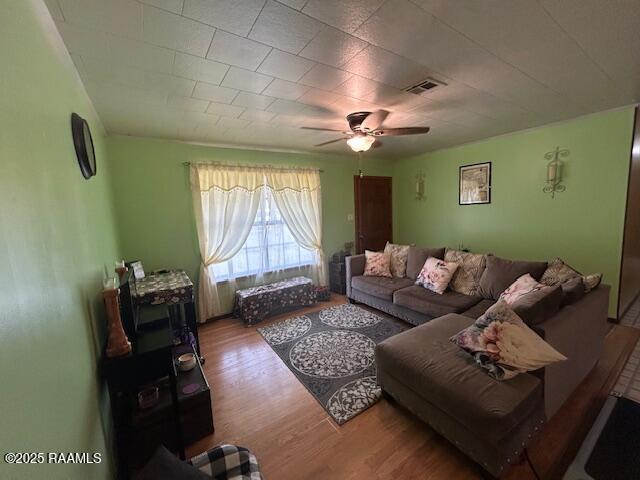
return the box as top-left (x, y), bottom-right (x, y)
top-left (0, 2), bottom-right (119, 479)
top-left (107, 136), bottom-right (393, 296)
top-left (393, 107), bottom-right (635, 317)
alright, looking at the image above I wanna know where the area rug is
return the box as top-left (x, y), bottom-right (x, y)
top-left (257, 304), bottom-right (408, 424)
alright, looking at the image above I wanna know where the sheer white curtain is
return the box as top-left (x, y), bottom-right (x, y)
top-left (191, 163), bottom-right (326, 321)
top-left (266, 169), bottom-right (327, 286)
top-left (190, 164), bottom-right (264, 320)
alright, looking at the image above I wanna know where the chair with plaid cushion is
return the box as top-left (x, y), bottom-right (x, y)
top-left (135, 444), bottom-right (263, 480)
top-left (189, 445), bottom-right (262, 480)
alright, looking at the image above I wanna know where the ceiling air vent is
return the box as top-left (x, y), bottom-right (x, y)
top-left (405, 78), bottom-right (445, 95)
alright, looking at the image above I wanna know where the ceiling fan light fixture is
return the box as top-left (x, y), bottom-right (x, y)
top-left (347, 134), bottom-right (375, 152)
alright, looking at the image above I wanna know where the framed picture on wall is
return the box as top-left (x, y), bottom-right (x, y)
top-left (459, 162), bottom-right (491, 205)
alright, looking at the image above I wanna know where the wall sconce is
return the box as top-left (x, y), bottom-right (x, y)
top-left (415, 171), bottom-right (425, 200)
top-left (543, 147), bottom-right (569, 198)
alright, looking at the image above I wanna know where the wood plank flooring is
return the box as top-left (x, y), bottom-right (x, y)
top-left (187, 295), bottom-right (639, 480)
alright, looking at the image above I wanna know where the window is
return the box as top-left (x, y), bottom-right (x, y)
top-left (211, 187), bottom-right (314, 281)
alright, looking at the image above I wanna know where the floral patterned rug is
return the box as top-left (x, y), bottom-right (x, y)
top-left (257, 304), bottom-right (408, 424)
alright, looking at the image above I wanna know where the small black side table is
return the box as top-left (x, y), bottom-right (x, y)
top-left (329, 260), bottom-right (347, 294)
top-left (132, 270), bottom-right (200, 357)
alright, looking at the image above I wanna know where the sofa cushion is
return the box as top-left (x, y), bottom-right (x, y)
top-left (351, 275), bottom-right (414, 301)
top-left (376, 313), bottom-right (543, 442)
top-left (461, 299), bottom-right (496, 319)
top-left (511, 285), bottom-right (562, 325)
top-left (406, 246), bottom-right (446, 280)
top-left (478, 255), bottom-right (548, 300)
top-left (393, 285), bottom-right (482, 317)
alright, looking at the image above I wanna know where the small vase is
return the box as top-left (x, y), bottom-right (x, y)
top-left (103, 287), bottom-right (132, 357)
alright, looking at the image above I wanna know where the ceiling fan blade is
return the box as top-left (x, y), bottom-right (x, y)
top-left (314, 138), bottom-right (349, 147)
top-left (301, 126), bottom-right (345, 132)
top-left (360, 109), bottom-right (390, 132)
top-left (375, 127), bottom-right (430, 136)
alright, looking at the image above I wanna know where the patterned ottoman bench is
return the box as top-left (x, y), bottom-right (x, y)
top-left (233, 276), bottom-right (317, 326)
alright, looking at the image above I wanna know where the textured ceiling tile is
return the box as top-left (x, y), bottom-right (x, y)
top-left (193, 81), bottom-right (239, 103)
top-left (206, 30), bottom-right (271, 70)
top-left (239, 109), bottom-right (278, 122)
top-left (342, 45), bottom-right (431, 90)
top-left (109, 35), bottom-right (175, 73)
top-left (232, 91), bottom-right (277, 110)
top-left (206, 101), bottom-right (246, 117)
top-left (261, 78), bottom-right (310, 100)
top-left (299, 64), bottom-right (353, 90)
top-left (144, 72), bottom-right (197, 96)
top-left (143, 6), bottom-right (215, 57)
top-left (266, 98), bottom-right (307, 114)
top-left (217, 116), bottom-right (252, 129)
top-left (220, 67), bottom-right (274, 93)
top-left (182, 0), bottom-right (265, 36)
top-left (540, 0), bottom-right (640, 100)
top-left (249, 0), bottom-right (323, 53)
top-left (56, 22), bottom-right (112, 61)
top-left (168, 95), bottom-right (210, 112)
top-left (333, 75), bottom-right (381, 99)
top-left (173, 53), bottom-right (229, 84)
top-left (79, 56), bottom-right (145, 88)
top-left (138, 0), bottom-right (184, 14)
top-left (297, 88), bottom-right (341, 108)
top-left (276, 0), bottom-right (306, 10)
top-left (302, 0), bottom-right (386, 34)
top-left (58, 0), bottom-right (142, 38)
top-left (257, 49), bottom-right (316, 82)
top-left (299, 26), bottom-right (368, 67)
top-left (415, 0), bottom-right (624, 109)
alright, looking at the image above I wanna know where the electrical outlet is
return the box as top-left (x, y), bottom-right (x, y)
top-left (347, 213), bottom-right (354, 221)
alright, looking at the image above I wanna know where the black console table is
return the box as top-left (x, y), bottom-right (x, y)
top-left (103, 270), bottom-right (213, 479)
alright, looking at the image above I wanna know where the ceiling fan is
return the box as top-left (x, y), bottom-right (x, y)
top-left (301, 110), bottom-right (430, 152)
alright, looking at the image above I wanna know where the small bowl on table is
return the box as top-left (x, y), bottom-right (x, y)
top-left (177, 353), bottom-right (197, 372)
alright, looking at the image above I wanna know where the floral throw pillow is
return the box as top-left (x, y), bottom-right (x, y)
top-left (450, 300), bottom-right (567, 380)
top-left (363, 250), bottom-right (392, 278)
top-left (444, 249), bottom-right (486, 296)
top-left (415, 257), bottom-right (459, 294)
top-left (499, 274), bottom-right (546, 304)
top-left (384, 242), bottom-right (411, 277)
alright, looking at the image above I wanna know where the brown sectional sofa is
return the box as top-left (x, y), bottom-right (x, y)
top-left (345, 246), bottom-right (609, 478)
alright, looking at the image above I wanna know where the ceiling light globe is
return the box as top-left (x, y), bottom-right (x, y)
top-left (347, 135), bottom-right (375, 152)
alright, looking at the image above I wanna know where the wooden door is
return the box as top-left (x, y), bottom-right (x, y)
top-left (354, 176), bottom-right (392, 253)
top-left (618, 106), bottom-right (640, 318)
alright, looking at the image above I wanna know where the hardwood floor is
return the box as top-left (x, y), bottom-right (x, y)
top-left (188, 295), bottom-right (639, 480)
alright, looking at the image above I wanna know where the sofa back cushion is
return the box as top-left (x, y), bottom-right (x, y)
top-left (406, 246), bottom-right (446, 280)
top-left (478, 255), bottom-right (547, 300)
top-left (511, 285), bottom-right (562, 325)
top-left (444, 249), bottom-right (487, 296)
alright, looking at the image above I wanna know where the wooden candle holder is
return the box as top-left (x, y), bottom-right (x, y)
top-left (103, 287), bottom-right (131, 358)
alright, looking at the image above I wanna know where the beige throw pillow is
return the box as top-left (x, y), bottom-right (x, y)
top-left (384, 242), bottom-right (411, 277)
top-left (444, 249), bottom-right (486, 296)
